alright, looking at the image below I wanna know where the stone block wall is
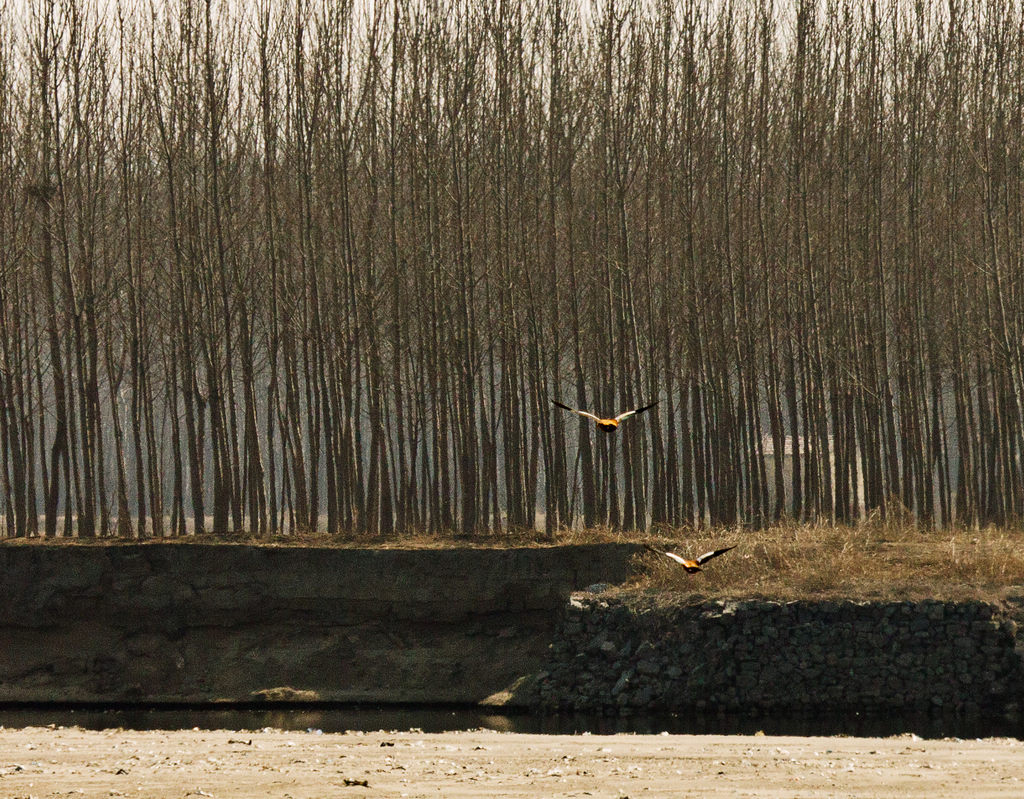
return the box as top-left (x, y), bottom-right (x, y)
top-left (533, 594), bottom-right (1024, 717)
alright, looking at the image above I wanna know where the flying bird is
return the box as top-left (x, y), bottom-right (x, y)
top-left (552, 399), bottom-right (658, 432)
top-left (644, 543), bottom-right (736, 574)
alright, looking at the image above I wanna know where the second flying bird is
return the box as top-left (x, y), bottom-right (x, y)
top-left (552, 399), bottom-right (659, 433)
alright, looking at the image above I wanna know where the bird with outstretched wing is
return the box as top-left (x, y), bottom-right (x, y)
top-left (644, 543), bottom-right (736, 574)
top-left (552, 399), bottom-right (658, 432)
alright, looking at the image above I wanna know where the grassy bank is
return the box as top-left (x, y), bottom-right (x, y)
top-left (630, 523), bottom-right (1024, 602)
top-left (4, 522), bottom-right (1024, 602)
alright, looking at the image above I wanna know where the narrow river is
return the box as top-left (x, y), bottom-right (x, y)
top-left (1, 704), bottom-right (1019, 740)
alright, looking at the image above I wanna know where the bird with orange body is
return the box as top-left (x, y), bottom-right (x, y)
top-left (552, 399), bottom-right (658, 432)
top-left (644, 543), bottom-right (736, 574)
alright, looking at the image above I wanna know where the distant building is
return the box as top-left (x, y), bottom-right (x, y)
top-left (762, 433), bottom-right (865, 514)
top-left (761, 434), bottom-right (833, 458)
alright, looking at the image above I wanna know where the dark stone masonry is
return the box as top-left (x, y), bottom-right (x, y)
top-left (531, 593), bottom-right (1024, 717)
top-left (1, 542), bottom-right (1022, 717)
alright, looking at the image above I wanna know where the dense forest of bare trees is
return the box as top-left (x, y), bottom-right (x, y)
top-left (3, 0), bottom-right (1024, 538)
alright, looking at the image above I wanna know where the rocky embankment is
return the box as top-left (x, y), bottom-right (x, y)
top-left (4, 542), bottom-right (1023, 716)
top-left (532, 593), bottom-right (1024, 716)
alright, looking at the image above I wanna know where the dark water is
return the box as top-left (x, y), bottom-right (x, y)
top-left (0, 704), bottom-right (1020, 740)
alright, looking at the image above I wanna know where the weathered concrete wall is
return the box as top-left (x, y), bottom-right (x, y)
top-left (0, 543), bottom-right (639, 705)
top-left (532, 594), bottom-right (1024, 717)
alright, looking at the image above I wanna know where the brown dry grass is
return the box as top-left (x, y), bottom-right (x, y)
top-left (628, 522), bottom-right (1024, 602)
top-left (4, 521), bottom-right (1024, 602)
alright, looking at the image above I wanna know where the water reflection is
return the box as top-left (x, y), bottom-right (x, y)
top-left (0, 705), bottom-right (1019, 740)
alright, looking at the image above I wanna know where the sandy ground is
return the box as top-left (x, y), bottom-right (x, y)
top-left (1, 726), bottom-right (1023, 798)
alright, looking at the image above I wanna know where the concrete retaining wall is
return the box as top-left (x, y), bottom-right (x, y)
top-left (532, 594), bottom-right (1024, 717)
top-left (0, 543), bottom-right (638, 705)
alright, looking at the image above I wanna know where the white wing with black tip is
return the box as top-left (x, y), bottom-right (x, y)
top-left (613, 401), bottom-right (659, 422)
top-left (694, 545), bottom-right (737, 566)
top-left (552, 399), bottom-right (603, 423)
top-left (643, 543), bottom-right (689, 566)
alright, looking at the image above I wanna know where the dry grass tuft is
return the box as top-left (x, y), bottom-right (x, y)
top-left (627, 522), bottom-right (1024, 602)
